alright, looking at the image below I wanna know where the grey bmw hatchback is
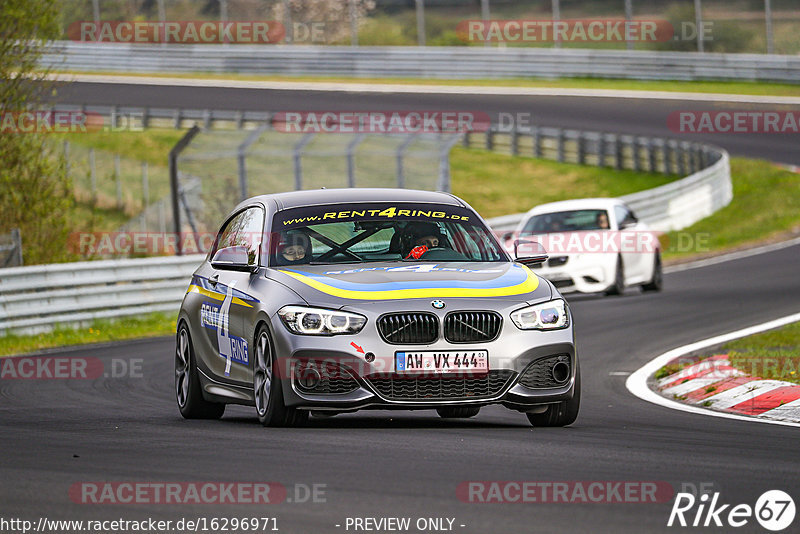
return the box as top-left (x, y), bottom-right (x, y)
top-left (175, 188), bottom-right (579, 427)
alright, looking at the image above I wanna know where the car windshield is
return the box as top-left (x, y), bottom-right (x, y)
top-left (521, 209), bottom-right (610, 235)
top-left (269, 202), bottom-right (506, 266)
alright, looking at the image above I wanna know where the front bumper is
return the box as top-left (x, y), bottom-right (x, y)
top-left (529, 254), bottom-right (616, 294)
top-left (270, 310), bottom-right (577, 412)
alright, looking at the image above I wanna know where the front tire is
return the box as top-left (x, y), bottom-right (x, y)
top-left (175, 323), bottom-right (225, 420)
top-left (642, 251), bottom-right (663, 292)
top-left (605, 256), bottom-right (624, 296)
top-left (526, 361), bottom-right (580, 427)
top-left (254, 325), bottom-right (308, 427)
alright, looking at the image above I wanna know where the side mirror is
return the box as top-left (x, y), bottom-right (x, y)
top-left (501, 231), bottom-right (515, 242)
top-left (514, 239), bottom-right (548, 266)
top-left (620, 218), bottom-right (637, 230)
top-left (211, 246), bottom-right (258, 273)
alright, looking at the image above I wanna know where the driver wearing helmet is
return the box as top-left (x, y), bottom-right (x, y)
top-left (274, 230), bottom-right (312, 266)
top-left (401, 222), bottom-right (446, 260)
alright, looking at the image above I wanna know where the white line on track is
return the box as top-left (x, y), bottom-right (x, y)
top-left (626, 312), bottom-right (800, 428)
top-left (51, 73), bottom-right (800, 105)
top-left (664, 236), bottom-right (800, 274)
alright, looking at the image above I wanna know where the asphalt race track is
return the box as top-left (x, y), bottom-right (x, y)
top-left (52, 81), bottom-right (800, 165)
top-left (1, 82), bottom-right (797, 533)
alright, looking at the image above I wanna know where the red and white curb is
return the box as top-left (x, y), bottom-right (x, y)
top-left (627, 312), bottom-right (800, 428)
top-left (657, 354), bottom-right (800, 422)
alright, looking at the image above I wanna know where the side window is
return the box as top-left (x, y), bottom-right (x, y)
top-left (211, 206), bottom-right (264, 265)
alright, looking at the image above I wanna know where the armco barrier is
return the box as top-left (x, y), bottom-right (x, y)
top-left (485, 145), bottom-right (731, 233)
top-left (41, 41), bottom-right (800, 83)
top-left (0, 255), bottom-right (204, 336)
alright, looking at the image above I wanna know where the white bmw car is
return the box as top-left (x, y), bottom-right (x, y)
top-left (505, 199), bottom-right (662, 295)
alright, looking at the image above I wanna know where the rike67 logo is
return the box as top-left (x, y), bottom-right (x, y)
top-left (668, 490), bottom-right (795, 531)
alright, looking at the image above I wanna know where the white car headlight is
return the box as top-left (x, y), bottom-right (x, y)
top-left (510, 299), bottom-right (569, 330)
top-left (278, 306), bottom-right (367, 336)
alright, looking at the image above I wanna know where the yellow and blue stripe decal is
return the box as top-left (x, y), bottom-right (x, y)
top-left (186, 275), bottom-right (259, 308)
top-left (278, 265), bottom-right (539, 300)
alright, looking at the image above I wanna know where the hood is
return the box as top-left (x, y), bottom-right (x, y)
top-left (266, 262), bottom-right (551, 308)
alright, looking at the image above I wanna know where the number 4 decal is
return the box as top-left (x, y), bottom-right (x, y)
top-left (217, 281), bottom-right (236, 376)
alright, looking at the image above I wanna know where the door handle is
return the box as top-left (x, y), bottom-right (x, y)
top-left (209, 274), bottom-right (219, 287)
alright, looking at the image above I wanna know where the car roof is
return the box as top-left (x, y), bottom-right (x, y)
top-left (245, 188), bottom-right (465, 211)
top-left (523, 198), bottom-right (624, 216)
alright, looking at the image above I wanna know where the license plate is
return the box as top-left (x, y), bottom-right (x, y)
top-left (395, 351), bottom-right (488, 374)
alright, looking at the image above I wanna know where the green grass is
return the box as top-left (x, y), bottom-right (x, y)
top-left (663, 158), bottom-right (800, 260)
top-left (0, 312), bottom-right (176, 357)
top-left (725, 322), bottom-right (800, 385)
top-left (52, 130), bottom-right (185, 166)
top-left (54, 71), bottom-right (800, 98)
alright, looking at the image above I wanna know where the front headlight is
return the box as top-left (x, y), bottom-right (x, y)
top-left (510, 299), bottom-right (569, 330)
top-left (278, 306), bottom-right (367, 336)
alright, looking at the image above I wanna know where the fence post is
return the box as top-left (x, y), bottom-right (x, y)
top-left (765, 0), bottom-right (774, 54)
top-left (173, 108), bottom-right (182, 129)
top-left (632, 138), bottom-right (641, 172)
top-left (552, 0), bottom-right (561, 48)
top-left (664, 141), bottom-right (674, 175)
top-left (532, 126), bottom-right (542, 158)
top-left (396, 134), bottom-right (416, 188)
top-left (647, 139), bottom-right (656, 173)
top-left (114, 154), bottom-right (122, 209)
top-left (694, 0), bottom-right (704, 53)
top-left (142, 161), bottom-right (149, 213)
top-left (437, 135), bottom-right (461, 192)
top-left (349, 0), bottom-right (359, 46)
top-left (293, 133), bottom-right (316, 190)
top-left (237, 124), bottom-right (270, 201)
top-left (346, 133), bottom-right (367, 187)
top-left (169, 125), bottom-right (201, 255)
top-left (577, 132), bottom-right (585, 164)
top-left (415, 0), bottom-right (426, 46)
top-left (557, 129), bottom-right (565, 163)
top-left (89, 148), bottom-right (97, 205)
top-left (614, 135), bottom-right (623, 170)
top-left (141, 107), bottom-right (150, 129)
top-left (597, 133), bottom-right (606, 167)
top-left (63, 141), bottom-right (70, 178)
top-left (624, 0), bottom-right (634, 51)
top-left (509, 125), bottom-right (519, 156)
top-left (677, 141), bottom-right (687, 176)
top-left (462, 131), bottom-right (470, 148)
top-left (486, 128), bottom-right (494, 151)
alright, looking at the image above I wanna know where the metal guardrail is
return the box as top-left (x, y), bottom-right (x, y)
top-left (0, 255), bottom-right (204, 335)
top-left (42, 41), bottom-right (800, 83)
top-left (477, 127), bottom-right (732, 233)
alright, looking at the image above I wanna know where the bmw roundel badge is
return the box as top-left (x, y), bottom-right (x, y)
top-left (431, 300), bottom-right (445, 310)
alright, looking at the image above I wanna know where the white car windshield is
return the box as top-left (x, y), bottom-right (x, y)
top-left (521, 209), bottom-right (610, 234)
